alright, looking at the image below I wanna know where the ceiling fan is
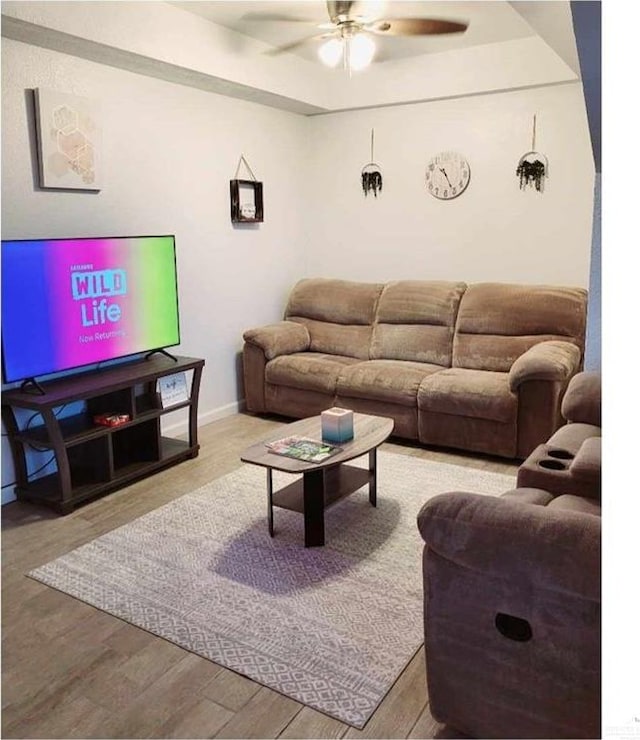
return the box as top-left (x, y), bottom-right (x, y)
top-left (245, 1), bottom-right (469, 71)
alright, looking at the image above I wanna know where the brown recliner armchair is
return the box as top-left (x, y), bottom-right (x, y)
top-left (416, 372), bottom-right (601, 738)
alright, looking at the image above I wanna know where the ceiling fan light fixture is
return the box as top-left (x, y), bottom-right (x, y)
top-left (318, 37), bottom-right (343, 67)
top-left (259, 2), bottom-right (469, 68)
top-left (348, 33), bottom-right (375, 70)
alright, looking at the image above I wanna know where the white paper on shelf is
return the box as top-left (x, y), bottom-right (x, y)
top-left (157, 372), bottom-right (189, 407)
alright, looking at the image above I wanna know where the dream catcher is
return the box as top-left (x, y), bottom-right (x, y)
top-left (516, 114), bottom-right (548, 193)
top-left (361, 128), bottom-right (383, 197)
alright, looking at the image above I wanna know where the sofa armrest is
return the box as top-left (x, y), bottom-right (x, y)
top-left (417, 492), bottom-right (600, 600)
top-left (243, 321), bottom-right (310, 360)
top-left (508, 340), bottom-right (582, 391)
top-left (571, 437), bottom-right (602, 484)
top-left (561, 371), bottom-right (601, 425)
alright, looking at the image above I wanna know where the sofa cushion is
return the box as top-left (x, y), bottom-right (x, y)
top-left (371, 280), bottom-right (466, 365)
top-left (500, 487), bottom-right (556, 506)
top-left (288, 319), bottom-right (375, 360)
top-left (547, 422), bottom-right (601, 455)
top-left (285, 278), bottom-right (384, 360)
top-left (562, 371), bottom-right (601, 426)
top-left (547, 494), bottom-right (601, 517)
top-left (571, 437), bottom-right (601, 482)
top-left (265, 353), bottom-right (361, 395)
top-left (285, 278), bottom-right (384, 325)
top-left (417, 368), bottom-right (517, 422)
top-left (336, 360), bottom-right (442, 407)
top-left (453, 283), bottom-right (587, 371)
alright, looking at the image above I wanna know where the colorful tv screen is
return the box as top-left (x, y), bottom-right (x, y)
top-left (1, 235), bottom-right (180, 383)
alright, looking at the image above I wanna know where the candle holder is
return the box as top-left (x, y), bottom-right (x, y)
top-left (321, 407), bottom-right (354, 443)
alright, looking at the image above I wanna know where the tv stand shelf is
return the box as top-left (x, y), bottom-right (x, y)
top-left (2, 355), bottom-right (204, 514)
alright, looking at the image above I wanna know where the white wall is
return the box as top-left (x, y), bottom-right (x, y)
top-left (305, 83), bottom-right (594, 286)
top-left (1, 32), bottom-right (596, 505)
top-left (1, 38), bottom-right (310, 502)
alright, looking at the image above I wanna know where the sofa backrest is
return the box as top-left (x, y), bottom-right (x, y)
top-left (453, 283), bottom-right (588, 372)
top-left (371, 280), bottom-right (467, 366)
top-left (285, 278), bottom-right (384, 360)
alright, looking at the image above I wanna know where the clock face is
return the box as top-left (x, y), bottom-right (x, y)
top-left (425, 151), bottom-right (471, 200)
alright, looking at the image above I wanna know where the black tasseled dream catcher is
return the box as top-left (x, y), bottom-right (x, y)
top-left (361, 128), bottom-right (383, 197)
top-left (516, 114), bottom-right (548, 193)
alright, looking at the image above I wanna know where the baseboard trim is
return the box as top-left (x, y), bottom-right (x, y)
top-left (162, 399), bottom-right (246, 436)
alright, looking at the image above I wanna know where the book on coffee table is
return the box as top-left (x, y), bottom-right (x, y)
top-left (265, 436), bottom-right (342, 463)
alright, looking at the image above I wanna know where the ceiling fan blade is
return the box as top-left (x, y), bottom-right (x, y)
top-left (263, 34), bottom-right (323, 56)
top-left (367, 18), bottom-right (468, 36)
top-left (241, 12), bottom-right (317, 23)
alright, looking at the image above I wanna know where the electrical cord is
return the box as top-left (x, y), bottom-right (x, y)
top-left (24, 404), bottom-right (68, 451)
top-left (1, 453), bottom-right (56, 489)
top-left (25, 409), bottom-right (50, 452)
top-left (2, 404), bottom-right (69, 489)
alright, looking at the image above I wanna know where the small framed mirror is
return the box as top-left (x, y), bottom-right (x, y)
top-left (230, 179), bottom-right (264, 223)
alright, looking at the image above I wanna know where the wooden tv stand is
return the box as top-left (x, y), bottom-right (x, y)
top-left (1, 355), bottom-right (204, 514)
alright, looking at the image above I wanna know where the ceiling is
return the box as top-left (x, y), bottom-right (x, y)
top-left (170, 1), bottom-right (538, 66)
top-left (1, 0), bottom-right (583, 115)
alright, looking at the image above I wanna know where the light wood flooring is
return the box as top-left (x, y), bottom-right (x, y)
top-left (2, 412), bottom-right (517, 739)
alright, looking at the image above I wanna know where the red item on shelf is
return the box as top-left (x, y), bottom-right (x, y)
top-left (93, 413), bottom-right (130, 427)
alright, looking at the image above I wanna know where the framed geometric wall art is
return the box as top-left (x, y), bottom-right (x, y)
top-left (34, 88), bottom-right (102, 191)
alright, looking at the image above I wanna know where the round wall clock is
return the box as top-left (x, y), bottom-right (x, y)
top-left (425, 151), bottom-right (471, 200)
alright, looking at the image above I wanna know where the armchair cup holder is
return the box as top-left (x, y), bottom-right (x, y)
top-left (538, 458), bottom-right (568, 471)
top-left (547, 448), bottom-right (575, 460)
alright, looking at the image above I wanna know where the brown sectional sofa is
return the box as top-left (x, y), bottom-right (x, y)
top-left (517, 371), bottom-right (601, 498)
top-left (243, 278), bottom-right (587, 459)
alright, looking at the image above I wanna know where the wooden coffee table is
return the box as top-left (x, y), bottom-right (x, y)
top-left (241, 413), bottom-right (394, 547)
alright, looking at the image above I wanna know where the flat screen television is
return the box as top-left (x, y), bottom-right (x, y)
top-left (1, 235), bottom-right (180, 385)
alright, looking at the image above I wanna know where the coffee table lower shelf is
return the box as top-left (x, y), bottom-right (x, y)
top-left (271, 464), bottom-right (372, 512)
top-left (267, 454), bottom-right (377, 548)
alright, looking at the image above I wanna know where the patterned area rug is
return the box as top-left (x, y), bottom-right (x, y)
top-left (29, 452), bottom-right (515, 728)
